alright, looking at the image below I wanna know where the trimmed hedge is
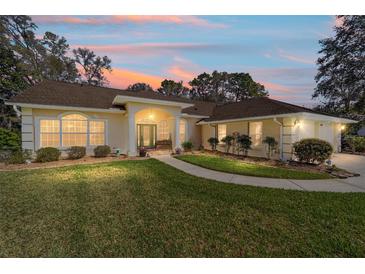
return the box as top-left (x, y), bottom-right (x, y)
top-left (36, 147), bottom-right (61, 163)
top-left (293, 138), bottom-right (333, 164)
top-left (345, 136), bottom-right (365, 153)
top-left (5, 150), bottom-right (32, 165)
top-left (94, 145), bottom-right (111, 157)
top-left (0, 128), bottom-right (21, 151)
top-left (67, 146), bottom-right (86, 159)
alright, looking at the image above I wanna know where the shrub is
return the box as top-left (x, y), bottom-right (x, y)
top-left (345, 136), bottom-right (365, 153)
top-left (139, 147), bottom-right (147, 157)
top-left (5, 149), bottom-right (32, 165)
top-left (36, 147), bottom-right (61, 163)
top-left (0, 128), bottom-right (21, 151)
top-left (181, 141), bottom-right (193, 151)
top-left (94, 145), bottom-right (111, 157)
top-left (262, 136), bottom-right (278, 159)
top-left (207, 137), bottom-right (219, 150)
top-left (221, 135), bottom-right (234, 153)
top-left (67, 146), bottom-right (86, 159)
top-left (293, 138), bottom-right (333, 164)
top-left (236, 134), bottom-right (252, 156)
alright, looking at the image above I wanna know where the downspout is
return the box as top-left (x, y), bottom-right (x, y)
top-left (13, 105), bottom-right (21, 117)
top-left (273, 118), bottom-right (284, 161)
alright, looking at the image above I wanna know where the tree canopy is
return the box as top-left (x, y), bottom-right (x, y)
top-left (126, 82), bottom-right (154, 92)
top-left (0, 15), bottom-right (113, 129)
top-left (313, 15), bottom-right (365, 114)
top-left (189, 71), bottom-right (267, 103)
top-left (157, 79), bottom-right (189, 97)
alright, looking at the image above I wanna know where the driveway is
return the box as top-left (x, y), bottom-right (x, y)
top-left (153, 154), bottom-right (365, 193)
top-left (332, 153), bottom-right (365, 190)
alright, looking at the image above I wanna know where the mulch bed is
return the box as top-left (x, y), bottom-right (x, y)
top-left (189, 150), bottom-right (360, 179)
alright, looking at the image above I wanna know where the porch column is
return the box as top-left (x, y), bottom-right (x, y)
top-left (175, 115), bottom-right (181, 149)
top-left (128, 108), bottom-right (137, 156)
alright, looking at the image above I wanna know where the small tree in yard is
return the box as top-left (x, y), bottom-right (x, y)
top-left (207, 137), bottom-right (219, 150)
top-left (236, 134), bottom-right (252, 156)
top-left (262, 136), bottom-right (278, 159)
top-left (221, 135), bottom-right (234, 153)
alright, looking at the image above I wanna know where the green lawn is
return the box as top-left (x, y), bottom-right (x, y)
top-left (176, 154), bottom-right (332, 179)
top-left (1, 159), bottom-right (364, 257)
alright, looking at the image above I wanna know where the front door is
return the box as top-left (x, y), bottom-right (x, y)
top-left (137, 124), bottom-right (157, 148)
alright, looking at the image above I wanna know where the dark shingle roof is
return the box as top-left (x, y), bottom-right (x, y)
top-left (7, 80), bottom-right (194, 110)
top-left (8, 80), bottom-right (324, 120)
top-left (202, 97), bottom-right (317, 122)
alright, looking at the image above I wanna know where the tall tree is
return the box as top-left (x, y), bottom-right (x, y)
top-left (313, 15), bottom-right (365, 114)
top-left (127, 82), bottom-right (154, 92)
top-left (227, 72), bottom-right (267, 102)
top-left (157, 79), bottom-right (189, 97)
top-left (189, 71), bottom-right (267, 103)
top-left (73, 48), bottom-right (112, 86)
top-left (41, 31), bottom-right (78, 82)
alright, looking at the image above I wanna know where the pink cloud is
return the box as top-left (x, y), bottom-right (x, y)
top-left (168, 66), bottom-right (195, 82)
top-left (277, 49), bottom-right (315, 65)
top-left (105, 67), bottom-right (164, 89)
top-left (33, 15), bottom-right (227, 28)
top-left (334, 16), bottom-right (344, 27)
top-left (261, 81), bottom-right (293, 94)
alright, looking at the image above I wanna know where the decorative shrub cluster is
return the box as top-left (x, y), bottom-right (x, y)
top-left (181, 141), bottom-right (193, 151)
top-left (94, 145), bottom-right (111, 157)
top-left (207, 137), bottom-right (219, 150)
top-left (67, 146), bottom-right (86, 159)
top-left (0, 128), bottom-right (21, 151)
top-left (5, 150), bottom-right (32, 165)
top-left (345, 136), bottom-right (365, 153)
top-left (262, 136), bottom-right (278, 159)
top-left (36, 147), bottom-right (61, 163)
top-left (293, 138), bottom-right (333, 164)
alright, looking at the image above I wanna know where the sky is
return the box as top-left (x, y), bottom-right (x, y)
top-left (33, 15), bottom-right (338, 106)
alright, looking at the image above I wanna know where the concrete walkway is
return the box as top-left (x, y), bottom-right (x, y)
top-left (152, 155), bottom-right (365, 193)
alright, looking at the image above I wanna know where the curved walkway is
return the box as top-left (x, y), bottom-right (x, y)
top-left (153, 155), bottom-right (365, 193)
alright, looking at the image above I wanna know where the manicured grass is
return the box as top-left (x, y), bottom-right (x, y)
top-left (176, 154), bottom-right (332, 180)
top-left (1, 159), bottom-right (364, 257)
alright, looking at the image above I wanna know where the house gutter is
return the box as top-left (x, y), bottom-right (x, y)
top-left (273, 117), bottom-right (284, 161)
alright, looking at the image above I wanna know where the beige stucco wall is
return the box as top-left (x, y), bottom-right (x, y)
top-left (185, 117), bottom-right (202, 148)
top-left (25, 105), bottom-right (201, 154)
top-left (30, 108), bottom-right (128, 154)
top-left (202, 119), bottom-right (281, 159)
top-left (283, 117), bottom-right (342, 160)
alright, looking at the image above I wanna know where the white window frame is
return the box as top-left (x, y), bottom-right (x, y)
top-left (158, 120), bottom-right (170, 141)
top-left (249, 121), bottom-right (263, 148)
top-left (35, 112), bottom-right (108, 150)
top-left (179, 119), bottom-right (187, 143)
top-left (217, 124), bottom-right (227, 143)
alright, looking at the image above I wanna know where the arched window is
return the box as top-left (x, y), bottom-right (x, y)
top-left (61, 114), bottom-right (88, 146)
top-left (38, 113), bottom-right (106, 148)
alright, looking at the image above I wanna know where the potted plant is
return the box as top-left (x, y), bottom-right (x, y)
top-left (139, 147), bottom-right (147, 157)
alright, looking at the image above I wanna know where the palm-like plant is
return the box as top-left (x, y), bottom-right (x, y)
top-left (207, 137), bottom-right (219, 150)
top-left (262, 136), bottom-right (278, 159)
top-left (221, 135), bottom-right (234, 153)
top-left (236, 134), bottom-right (252, 156)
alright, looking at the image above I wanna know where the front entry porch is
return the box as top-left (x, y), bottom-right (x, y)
top-left (127, 104), bottom-right (187, 156)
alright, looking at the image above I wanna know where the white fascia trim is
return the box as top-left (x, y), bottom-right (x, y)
top-left (299, 112), bottom-right (357, 123)
top-left (181, 113), bottom-right (210, 118)
top-left (196, 112), bottom-right (358, 125)
top-left (112, 95), bottom-right (194, 109)
top-left (197, 113), bottom-right (293, 125)
top-left (5, 102), bottom-right (125, 114)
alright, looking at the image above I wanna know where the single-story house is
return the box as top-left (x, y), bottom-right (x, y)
top-left (6, 80), bottom-right (356, 160)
